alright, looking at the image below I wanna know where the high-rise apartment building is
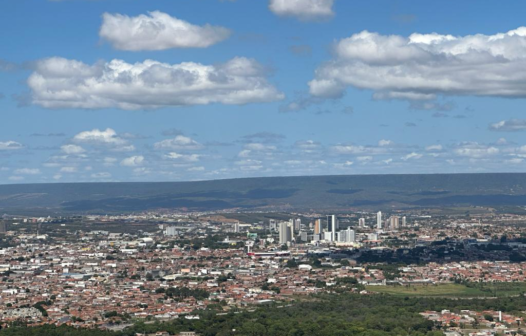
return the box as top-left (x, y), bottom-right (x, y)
top-left (338, 227), bottom-right (355, 243)
top-left (390, 216), bottom-right (399, 230)
top-left (314, 219), bottom-right (322, 235)
top-left (327, 215), bottom-right (337, 238)
top-left (377, 211), bottom-right (382, 229)
top-left (293, 218), bottom-right (301, 232)
top-left (358, 217), bottom-right (365, 227)
top-left (279, 222), bottom-right (292, 245)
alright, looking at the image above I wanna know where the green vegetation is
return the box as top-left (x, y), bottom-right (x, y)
top-left (367, 282), bottom-right (526, 297)
top-left (3, 293), bottom-right (526, 336)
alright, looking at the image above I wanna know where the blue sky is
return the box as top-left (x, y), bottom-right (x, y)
top-left (1, 0), bottom-right (526, 184)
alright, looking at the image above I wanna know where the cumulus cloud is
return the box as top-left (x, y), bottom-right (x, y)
top-left (331, 144), bottom-right (367, 155)
top-left (28, 57), bottom-right (284, 110)
top-left (154, 136), bottom-right (203, 151)
top-left (100, 11), bottom-right (231, 51)
top-left (0, 141), bottom-right (23, 151)
top-left (121, 155), bottom-right (145, 167)
top-left (164, 152), bottom-right (201, 162)
top-left (61, 144), bottom-right (85, 155)
top-left (73, 128), bottom-right (135, 152)
top-left (309, 27), bottom-right (526, 101)
top-left (238, 143), bottom-right (277, 157)
top-left (269, 0), bottom-right (334, 21)
top-left (453, 142), bottom-right (499, 158)
top-left (490, 119), bottom-right (526, 132)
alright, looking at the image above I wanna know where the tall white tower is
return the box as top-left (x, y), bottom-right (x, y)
top-left (377, 211), bottom-right (382, 229)
top-left (327, 215), bottom-right (337, 240)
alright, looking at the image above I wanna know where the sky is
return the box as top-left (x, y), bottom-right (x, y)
top-left (1, 0), bottom-right (526, 184)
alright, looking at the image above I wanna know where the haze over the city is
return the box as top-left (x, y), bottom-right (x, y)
top-left (2, 0), bottom-right (526, 184)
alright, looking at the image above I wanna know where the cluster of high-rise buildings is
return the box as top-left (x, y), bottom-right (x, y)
top-left (375, 211), bottom-right (407, 231)
top-left (275, 211), bottom-right (409, 246)
top-left (277, 215), bottom-right (356, 245)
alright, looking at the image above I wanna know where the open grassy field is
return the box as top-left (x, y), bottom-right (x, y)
top-left (366, 283), bottom-right (526, 298)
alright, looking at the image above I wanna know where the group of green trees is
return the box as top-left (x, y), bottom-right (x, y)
top-left (3, 293), bottom-right (526, 336)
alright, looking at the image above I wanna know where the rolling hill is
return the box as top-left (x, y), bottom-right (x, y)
top-left (0, 173), bottom-right (526, 214)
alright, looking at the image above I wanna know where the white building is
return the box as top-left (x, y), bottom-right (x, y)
top-left (377, 211), bottom-right (382, 229)
top-left (338, 228), bottom-right (355, 243)
top-left (327, 215), bottom-right (337, 239)
top-left (164, 226), bottom-right (178, 236)
top-left (358, 218), bottom-right (365, 228)
top-left (323, 231), bottom-right (333, 242)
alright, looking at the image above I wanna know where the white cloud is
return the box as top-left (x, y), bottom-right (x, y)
top-left (378, 139), bottom-right (393, 147)
top-left (0, 141), bottom-right (23, 150)
top-left (454, 143), bottom-right (499, 158)
top-left (235, 159), bottom-right (263, 166)
top-left (60, 166), bottom-right (78, 173)
top-left (401, 152), bottom-right (422, 161)
top-left (8, 176), bottom-right (24, 181)
top-left (490, 119), bottom-right (526, 132)
top-left (245, 143), bottom-right (276, 151)
top-left (357, 156), bottom-right (373, 162)
top-left (238, 143), bottom-right (276, 157)
top-left (73, 128), bottom-right (134, 152)
top-left (333, 161), bottom-right (354, 169)
top-left (14, 168), bottom-right (41, 175)
top-left (425, 144), bottom-right (443, 151)
top-left (496, 138), bottom-right (508, 145)
top-left (121, 156), bottom-right (145, 167)
top-left (295, 140), bottom-right (321, 152)
top-left (310, 27), bottom-right (526, 100)
top-left (269, 0), bottom-right (334, 21)
top-left (61, 144), bottom-right (85, 155)
top-left (29, 57), bottom-right (284, 109)
top-left (154, 136), bottom-right (203, 151)
top-left (100, 11), bottom-right (231, 51)
top-left (164, 152), bottom-right (201, 162)
top-left (187, 166), bottom-right (205, 172)
top-left (331, 144), bottom-right (366, 155)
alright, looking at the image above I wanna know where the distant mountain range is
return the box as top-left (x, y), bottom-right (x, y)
top-left (1, 173), bottom-right (526, 214)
